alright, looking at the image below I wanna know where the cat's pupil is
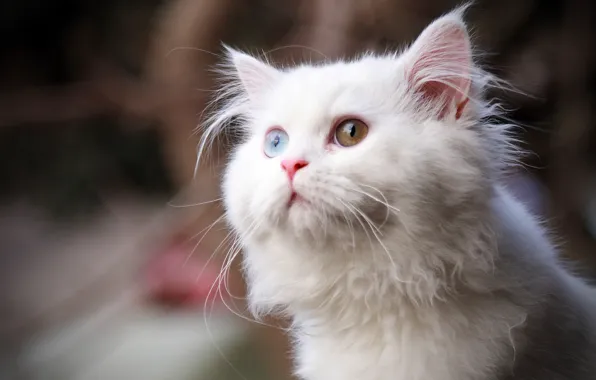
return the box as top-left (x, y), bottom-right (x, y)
top-left (273, 136), bottom-right (279, 147)
top-left (342, 123), bottom-right (356, 137)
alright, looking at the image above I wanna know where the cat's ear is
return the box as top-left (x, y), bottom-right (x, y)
top-left (404, 10), bottom-right (472, 119)
top-left (224, 46), bottom-right (280, 100)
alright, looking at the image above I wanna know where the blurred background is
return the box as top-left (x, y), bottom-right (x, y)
top-left (0, 0), bottom-right (595, 379)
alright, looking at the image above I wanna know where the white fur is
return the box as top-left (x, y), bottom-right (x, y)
top-left (200, 8), bottom-right (596, 380)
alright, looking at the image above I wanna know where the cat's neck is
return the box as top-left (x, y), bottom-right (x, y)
top-left (246, 184), bottom-right (556, 328)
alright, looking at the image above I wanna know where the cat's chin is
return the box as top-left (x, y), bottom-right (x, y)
top-left (286, 195), bottom-right (312, 220)
top-left (283, 197), bottom-right (324, 233)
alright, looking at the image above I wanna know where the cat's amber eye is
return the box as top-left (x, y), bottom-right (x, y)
top-left (334, 119), bottom-right (368, 147)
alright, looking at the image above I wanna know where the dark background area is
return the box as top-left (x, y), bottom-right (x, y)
top-left (0, 0), bottom-right (173, 218)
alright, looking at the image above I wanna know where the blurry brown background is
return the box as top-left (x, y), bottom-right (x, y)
top-left (0, 0), bottom-right (595, 379)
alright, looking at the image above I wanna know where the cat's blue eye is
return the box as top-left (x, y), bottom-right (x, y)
top-left (263, 128), bottom-right (289, 158)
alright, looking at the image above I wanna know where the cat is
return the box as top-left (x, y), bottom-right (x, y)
top-left (199, 7), bottom-right (596, 380)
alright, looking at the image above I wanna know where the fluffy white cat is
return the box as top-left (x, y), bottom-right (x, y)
top-left (200, 7), bottom-right (596, 380)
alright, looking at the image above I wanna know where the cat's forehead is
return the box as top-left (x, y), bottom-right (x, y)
top-left (258, 57), bottom-right (398, 132)
top-left (279, 57), bottom-right (396, 100)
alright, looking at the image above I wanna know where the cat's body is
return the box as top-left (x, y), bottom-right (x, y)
top-left (243, 186), bottom-right (596, 380)
top-left (203, 7), bottom-right (596, 380)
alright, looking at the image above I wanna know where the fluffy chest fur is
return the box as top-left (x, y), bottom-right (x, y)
top-left (294, 307), bottom-right (511, 380)
top-left (244, 233), bottom-right (524, 380)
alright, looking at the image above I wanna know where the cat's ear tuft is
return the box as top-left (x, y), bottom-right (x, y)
top-left (405, 10), bottom-right (473, 119)
top-left (224, 46), bottom-right (280, 100)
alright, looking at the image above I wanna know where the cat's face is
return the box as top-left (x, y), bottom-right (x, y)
top-left (224, 59), bottom-right (415, 241)
top-left (218, 13), bottom-right (493, 247)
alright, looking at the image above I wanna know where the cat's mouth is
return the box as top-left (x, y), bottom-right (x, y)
top-left (288, 191), bottom-right (308, 207)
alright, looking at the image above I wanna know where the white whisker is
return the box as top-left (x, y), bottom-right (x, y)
top-left (167, 197), bottom-right (223, 208)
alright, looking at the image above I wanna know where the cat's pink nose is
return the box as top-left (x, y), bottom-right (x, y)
top-left (281, 159), bottom-right (309, 181)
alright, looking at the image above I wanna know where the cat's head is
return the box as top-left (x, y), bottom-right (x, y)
top-left (206, 10), bottom-right (513, 251)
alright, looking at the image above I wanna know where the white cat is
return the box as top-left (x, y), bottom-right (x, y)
top-left (200, 7), bottom-right (596, 380)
